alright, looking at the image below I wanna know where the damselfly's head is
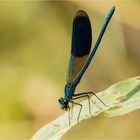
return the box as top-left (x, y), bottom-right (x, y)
top-left (58, 97), bottom-right (69, 110)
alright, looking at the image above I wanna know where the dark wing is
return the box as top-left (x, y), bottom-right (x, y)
top-left (66, 10), bottom-right (92, 84)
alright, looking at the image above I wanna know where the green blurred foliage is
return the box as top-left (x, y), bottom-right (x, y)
top-left (0, 1), bottom-right (139, 139)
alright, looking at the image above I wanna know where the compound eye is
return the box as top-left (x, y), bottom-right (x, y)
top-left (58, 98), bottom-right (65, 104)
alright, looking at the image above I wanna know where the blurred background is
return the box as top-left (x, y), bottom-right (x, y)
top-left (0, 1), bottom-right (140, 140)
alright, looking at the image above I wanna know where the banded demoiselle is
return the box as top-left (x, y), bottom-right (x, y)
top-left (58, 6), bottom-right (115, 125)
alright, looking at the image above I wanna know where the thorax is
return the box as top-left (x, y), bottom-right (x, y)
top-left (65, 83), bottom-right (75, 98)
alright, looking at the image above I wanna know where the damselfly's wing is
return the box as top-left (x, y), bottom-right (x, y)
top-left (66, 10), bottom-right (92, 84)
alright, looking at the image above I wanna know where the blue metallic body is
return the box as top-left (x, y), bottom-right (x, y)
top-left (59, 7), bottom-right (115, 114)
top-left (65, 84), bottom-right (75, 97)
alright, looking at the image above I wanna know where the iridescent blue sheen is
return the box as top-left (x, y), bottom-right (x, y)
top-left (58, 7), bottom-right (115, 118)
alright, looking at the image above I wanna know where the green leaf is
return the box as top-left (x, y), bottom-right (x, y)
top-left (32, 76), bottom-right (140, 140)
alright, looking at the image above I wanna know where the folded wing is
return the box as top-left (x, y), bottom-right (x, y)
top-left (66, 10), bottom-right (92, 84)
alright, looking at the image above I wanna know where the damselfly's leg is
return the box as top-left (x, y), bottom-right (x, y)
top-left (87, 92), bottom-right (111, 108)
top-left (70, 102), bottom-right (74, 120)
top-left (70, 100), bottom-right (82, 123)
top-left (72, 94), bottom-right (93, 117)
top-left (74, 92), bottom-right (109, 108)
top-left (68, 106), bottom-right (71, 126)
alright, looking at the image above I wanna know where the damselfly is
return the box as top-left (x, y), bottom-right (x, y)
top-left (58, 6), bottom-right (115, 125)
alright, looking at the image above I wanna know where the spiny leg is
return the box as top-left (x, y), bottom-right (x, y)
top-left (72, 94), bottom-right (93, 117)
top-left (87, 92), bottom-right (110, 108)
top-left (74, 92), bottom-right (109, 108)
top-left (70, 100), bottom-right (82, 123)
top-left (70, 102), bottom-right (74, 120)
top-left (86, 95), bottom-right (93, 117)
top-left (68, 106), bottom-right (71, 126)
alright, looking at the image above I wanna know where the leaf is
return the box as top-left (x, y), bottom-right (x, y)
top-left (31, 76), bottom-right (140, 140)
